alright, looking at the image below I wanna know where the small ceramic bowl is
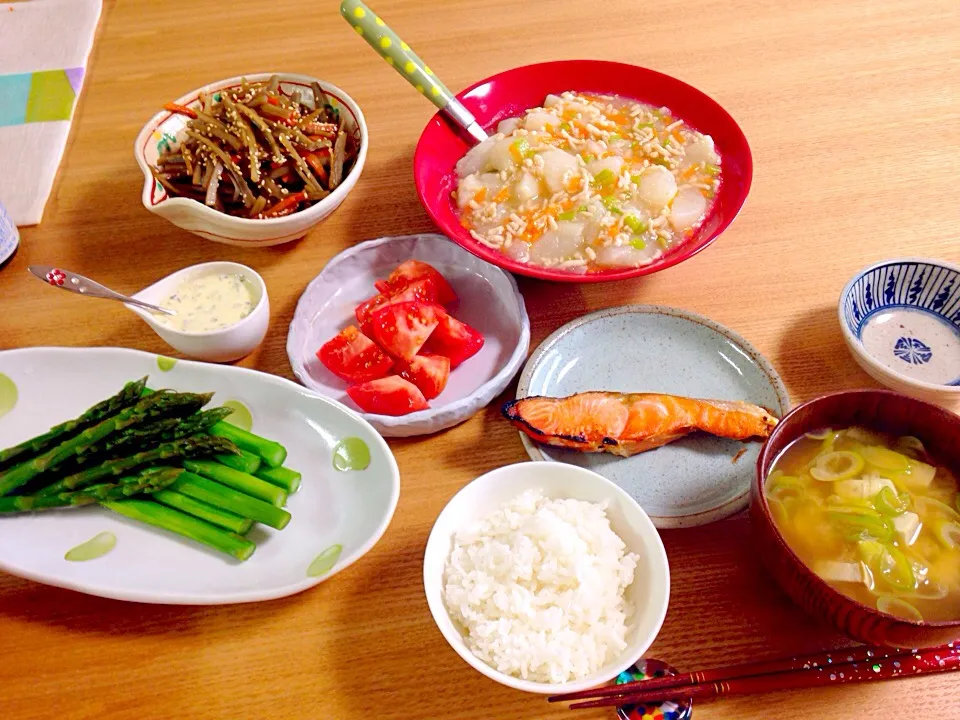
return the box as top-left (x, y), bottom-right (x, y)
top-left (423, 461), bottom-right (670, 694)
top-left (839, 258), bottom-right (960, 407)
top-left (286, 234), bottom-right (530, 437)
top-left (515, 305), bottom-right (790, 528)
top-left (414, 60), bottom-right (752, 283)
top-left (753, 389), bottom-right (960, 648)
top-left (134, 73), bottom-right (367, 247)
top-left (128, 261), bottom-right (269, 363)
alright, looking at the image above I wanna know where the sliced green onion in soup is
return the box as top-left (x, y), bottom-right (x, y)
top-left (810, 451), bottom-right (865, 482)
top-left (896, 435), bottom-right (926, 457)
top-left (933, 519), bottom-right (960, 549)
top-left (705, 163), bottom-right (721, 176)
top-left (765, 474), bottom-right (806, 501)
top-left (877, 543), bottom-right (916, 591)
top-left (876, 595), bottom-right (923, 622)
top-left (768, 496), bottom-right (789, 527)
top-left (608, 133), bottom-right (621, 142)
top-left (827, 495), bottom-right (876, 511)
top-left (914, 496), bottom-right (960, 521)
top-left (828, 510), bottom-right (893, 542)
top-left (557, 209), bottom-right (577, 221)
top-left (601, 196), bottom-right (622, 214)
top-left (861, 446), bottom-right (911, 472)
top-left (630, 237), bottom-right (647, 250)
top-left (875, 486), bottom-right (909, 516)
top-left (630, 173), bottom-right (643, 185)
top-left (804, 428), bottom-right (833, 440)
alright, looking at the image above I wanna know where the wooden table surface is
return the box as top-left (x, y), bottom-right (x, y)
top-left (2, 0), bottom-right (959, 717)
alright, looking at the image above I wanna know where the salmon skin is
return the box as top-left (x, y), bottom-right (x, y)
top-left (502, 392), bottom-right (778, 457)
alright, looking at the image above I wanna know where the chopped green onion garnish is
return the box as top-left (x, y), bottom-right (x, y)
top-left (630, 173), bottom-right (643, 185)
top-left (559, 121), bottom-right (571, 132)
top-left (630, 237), bottom-right (646, 250)
top-left (705, 163), bottom-right (720, 175)
top-left (601, 196), bottom-right (622, 214)
top-left (594, 169), bottom-right (616, 187)
top-left (557, 210), bottom-right (577, 221)
top-left (624, 215), bottom-right (648, 234)
top-left (608, 134), bottom-right (621, 142)
top-left (663, 137), bottom-right (671, 147)
top-left (581, 153), bottom-right (595, 163)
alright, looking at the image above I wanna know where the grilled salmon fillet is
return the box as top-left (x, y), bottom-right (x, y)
top-left (503, 392), bottom-right (778, 457)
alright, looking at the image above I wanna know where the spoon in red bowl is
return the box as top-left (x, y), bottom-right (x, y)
top-left (339, 0), bottom-right (488, 144)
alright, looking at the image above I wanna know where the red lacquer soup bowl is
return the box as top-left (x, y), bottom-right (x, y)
top-left (753, 390), bottom-right (960, 648)
top-left (413, 60), bottom-right (752, 283)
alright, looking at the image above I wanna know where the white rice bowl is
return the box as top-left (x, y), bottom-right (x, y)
top-left (422, 462), bottom-right (670, 694)
top-left (442, 489), bottom-right (639, 684)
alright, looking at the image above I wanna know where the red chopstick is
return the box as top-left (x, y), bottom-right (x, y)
top-left (564, 644), bottom-right (960, 710)
top-left (549, 644), bottom-right (926, 703)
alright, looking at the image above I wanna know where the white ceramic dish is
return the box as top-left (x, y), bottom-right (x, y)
top-left (134, 73), bottom-right (367, 247)
top-left (839, 257), bottom-right (960, 409)
top-left (423, 461), bottom-right (670, 694)
top-left (0, 347), bottom-right (400, 604)
top-left (515, 305), bottom-right (791, 528)
top-left (287, 234), bottom-right (530, 437)
top-left (128, 261), bottom-right (269, 363)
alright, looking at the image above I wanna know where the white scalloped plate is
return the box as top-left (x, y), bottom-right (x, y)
top-left (0, 347), bottom-right (399, 604)
top-left (286, 234), bottom-right (531, 437)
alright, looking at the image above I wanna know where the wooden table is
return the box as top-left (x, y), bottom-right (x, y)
top-left (2, 0), bottom-right (959, 717)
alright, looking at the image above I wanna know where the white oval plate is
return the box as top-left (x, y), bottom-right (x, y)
top-left (0, 347), bottom-right (400, 604)
top-left (287, 234), bottom-right (530, 437)
top-left (515, 306), bottom-right (790, 528)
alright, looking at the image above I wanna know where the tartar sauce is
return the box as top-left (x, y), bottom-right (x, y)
top-left (154, 273), bottom-right (257, 333)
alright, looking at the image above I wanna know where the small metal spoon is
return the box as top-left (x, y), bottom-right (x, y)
top-left (27, 265), bottom-right (176, 316)
top-left (340, 0), bottom-right (488, 145)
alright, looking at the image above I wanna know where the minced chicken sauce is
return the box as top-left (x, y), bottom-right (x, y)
top-left (454, 92), bottom-right (721, 272)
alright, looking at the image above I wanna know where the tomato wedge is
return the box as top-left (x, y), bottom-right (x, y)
top-left (423, 314), bottom-right (484, 368)
top-left (346, 376), bottom-right (429, 416)
top-left (397, 353), bottom-right (450, 400)
top-left (375, 260), bottom-right (458, 306)
top-left (355, 277), bottom-right (444, 325)
top-left (368, 301), bottom-right (446, 361)
top-left (317, 326), bottom-right (393, 384)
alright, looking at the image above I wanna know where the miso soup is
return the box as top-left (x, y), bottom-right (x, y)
top-left (765, 427), bottom-right (960, 623)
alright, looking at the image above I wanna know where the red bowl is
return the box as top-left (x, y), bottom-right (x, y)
top-left (413, 60), bottom-right (752, 283)
top-left (753, 389), bottom-right (960, 648)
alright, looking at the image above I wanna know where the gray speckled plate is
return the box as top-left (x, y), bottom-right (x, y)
top-left (516, 305), bottom-right (790, 528)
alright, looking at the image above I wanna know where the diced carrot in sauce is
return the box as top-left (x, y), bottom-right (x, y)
top-left (493, 187), bottom-right (510, 203)
top-left (473, 187), bottom-right (487, 203)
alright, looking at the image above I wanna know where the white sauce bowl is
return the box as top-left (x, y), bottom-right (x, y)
top-left (128, 261), bottom-right (269, 363)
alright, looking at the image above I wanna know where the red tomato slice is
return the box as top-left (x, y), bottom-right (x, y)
top-left (368, 301), bottom-right (446, 361)
top-left (379, 260), bottom-right (458, 306)
top-left (423, 314), bottom-right (484, 368)
top-left (355, 277), bottom-right (444, 325)
top-left (317, 326), bottom-right (394, 384)
top-left (346, 376), bottom-right (429, 416)
top-left (397, 353), bottom-right (450, 400)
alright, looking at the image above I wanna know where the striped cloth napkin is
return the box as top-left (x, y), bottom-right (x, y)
top-left (0, 0), bottom-right (102, 226)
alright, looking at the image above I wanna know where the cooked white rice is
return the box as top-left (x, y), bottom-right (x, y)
top-left (442, 488), bottom-right (639, 684)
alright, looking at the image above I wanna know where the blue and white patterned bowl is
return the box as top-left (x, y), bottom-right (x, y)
top-left (839, 258), bottom-right (960, 405)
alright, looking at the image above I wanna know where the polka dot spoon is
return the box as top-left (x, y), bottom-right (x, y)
top-left (339, 0), bottom-right (488, 144)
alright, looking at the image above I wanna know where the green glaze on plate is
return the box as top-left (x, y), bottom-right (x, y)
top-left (157, 356), bottom-right (177, 372)
top-left (333, 437), bottom-right (370, 471)
top-left (0, 373), bottom-right (17, 418)
top-left (222, 400), bottom-right (253, 431)
top-left (307, 543), bottom-right (342, 577)
top-left (65, 531), bottom-right (117, 562)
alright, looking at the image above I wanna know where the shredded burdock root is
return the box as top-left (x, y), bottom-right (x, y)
top-left (153, 75), bottom-right (358, 219)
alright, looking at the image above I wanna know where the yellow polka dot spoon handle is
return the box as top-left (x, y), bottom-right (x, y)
top-left (340, 0), bottom-right (488, 144)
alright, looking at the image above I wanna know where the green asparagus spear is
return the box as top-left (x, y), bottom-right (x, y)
top-left (0, 377), bottom-right (148, 469)
top-left (72, 407), bottom-right (234, 466)
top-left (0, 467), bottom-right (183, 513)
top-left (211, 422), bottom-right (287, 468)
top-left (215, 448), bottom-right (262, 474)
top-left (255, 465), bottom-right (301, 493)
top-left (151, 490), bottom-right (253, 534)
top-left (172, 472), bottom-right (291, 530)
top-left (102, 498), bottom-right (255, 560)
top-left (0, 391), bottom-right (214, 497)
top-left (182, 459), bottom-right (287, 506)
top-left (37, 435), bottom-right (238, 496)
